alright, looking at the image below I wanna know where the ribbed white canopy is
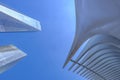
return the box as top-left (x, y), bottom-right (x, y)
top-left (64, 0), bottom-right (120, 80)
top-left (64, 0), bottom-right (120, 67)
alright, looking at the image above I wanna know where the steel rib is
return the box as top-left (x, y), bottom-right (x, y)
top-left (68, 35), bottom-right (120, 70)
top-left (77, 52), bottom-right (119, 73)
top-left (77, 50), bottom-right (120, 79)
top-left (72, 44), bottom-right (120, 72)
top-left (77, 52), bottom-right (120, 76)
top-left (81, 58), bottom-right (120, 79)
top-left (64, 34), bottom-right (120, 68)
top-left (80, 59), bottom-right (120, 80)
top-left (71, 59), bottom-right (107, 80)
top-left (81, 55), bottom-right (120, 74)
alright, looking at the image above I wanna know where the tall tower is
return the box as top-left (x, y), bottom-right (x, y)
top-left (0, 45), bottom-right (27, 73)
top-left (0, 3), bottom-right (41, 32)
top-left (0, 3), bottom-right (41, 73)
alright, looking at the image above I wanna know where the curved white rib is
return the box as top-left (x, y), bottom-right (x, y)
top-left (69, 34), bottom-right (120, 70)
top-left (66, 36), bottom-right (120, 80)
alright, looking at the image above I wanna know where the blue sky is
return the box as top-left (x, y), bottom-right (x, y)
top-left (0, 0), bottom-right (85, 80)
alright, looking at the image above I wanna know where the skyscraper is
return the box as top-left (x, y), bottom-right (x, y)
top-left (0, 3), bottom-right (41, 32)
top-left (0, 45), bottom-right (27, 74)
top-left (0, 3), bottom-right (41, 73)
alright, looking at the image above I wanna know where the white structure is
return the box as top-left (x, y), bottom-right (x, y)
top-left (64, 0), bottom-right (120, 80)
top-left (0, 4), bottom-right (41, 32)
top-left (0, 45), bottom-right (27, 73)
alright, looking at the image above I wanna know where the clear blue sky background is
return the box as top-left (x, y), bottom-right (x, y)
top-left (0, 0), bottom-right (85, 80)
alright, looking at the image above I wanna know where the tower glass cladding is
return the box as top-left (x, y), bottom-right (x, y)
top-left (0, 3), bottom-right (41, 32)
top-left (0, 45), bottom-right (27, 74)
